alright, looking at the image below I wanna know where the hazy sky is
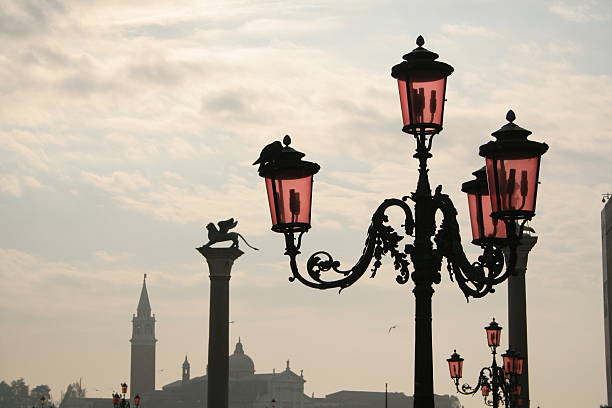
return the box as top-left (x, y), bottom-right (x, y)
top-left (1, 1), bottom-right (611, 407)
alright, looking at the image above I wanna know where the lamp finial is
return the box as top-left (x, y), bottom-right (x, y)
top-left (416, 35), bottom-right (425, 47)
top-left (506, 110), bottom-right (516, 123)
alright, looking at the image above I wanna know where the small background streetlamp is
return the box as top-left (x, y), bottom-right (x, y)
top-left (112, 383), bottom-right (139, 408)
top-left (36, 396), bottom-right (55, 408)
top-left (447, 319), bottom-right (524, 408)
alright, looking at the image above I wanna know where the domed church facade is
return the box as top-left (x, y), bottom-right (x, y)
top-left (155, 339), bottom-right (309, 408)
top-left (229, 338), bottom-right (255, 378)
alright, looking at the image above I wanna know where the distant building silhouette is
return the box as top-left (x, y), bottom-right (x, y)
top-left (149, 338), bottom-right (460, 408)
top-left (130, 274), bottom-right (157, 398)
top-left (60, 277), bottom-right (461, 408)
top-left (603, 199), bottom-right (612, 407)
top-left (182, 355), bottom-right (190, 384)
top-left (157, 338), bottom-right (307, 407)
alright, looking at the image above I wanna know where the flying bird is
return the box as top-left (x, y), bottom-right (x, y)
top-left (388, 325), bottom-right (399, 333)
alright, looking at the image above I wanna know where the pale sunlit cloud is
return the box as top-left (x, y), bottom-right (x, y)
top-left (441, 23), bottom-right (500, 38)
top-left (549, 0), bottom-right (610, 22)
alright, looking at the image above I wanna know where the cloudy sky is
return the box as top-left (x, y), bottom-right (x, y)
top-left (1, 0), bottom-right (611, 407)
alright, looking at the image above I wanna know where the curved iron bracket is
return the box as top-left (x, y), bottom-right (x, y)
top-left (432, 186), bottom-right (519, 300)
top-left (283, 198), bottom-right (414, 291)
top-left (454, 367), bottom-right (490, 396)
top-left (281, 186), bottom-right (522, 299)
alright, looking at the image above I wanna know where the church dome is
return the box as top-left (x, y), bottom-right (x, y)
top-left (229, 338), bottom-right (255, 378)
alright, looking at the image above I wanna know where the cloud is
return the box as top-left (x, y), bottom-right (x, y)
top-left (238, 16), bottom-right (342, 37)
top-left (81, 171), bottom-right (152, 194)
top-left (549, 1), bottom-right (610, 22)
top-left (0, 0), bottom-right (66, 37)
top-left (0, 174), bottom-right (42, 196)
top-left (92, 250), bottom-right (133, 262)
top-left (441, 24), bottom-right (500, 37)
top-left (0, 131), bottom-right (53, 172)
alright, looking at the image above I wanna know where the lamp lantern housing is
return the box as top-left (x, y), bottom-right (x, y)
top-left (257, 136), bottom-right (320, 234)
top-left (462, 166), bottom-right (508, 245)
top-left (513, 352), bottom-right (524, 375)
top-left (501, 348), bottom-right (516, 375)
top-left (447, 350), bottom-right (464, 380)
top-left (485, 318), bottom-right (502, 348)
top-left (391, 35), bottom-right (454, 135)
top-left (479, 110), bottom-right (548, 221)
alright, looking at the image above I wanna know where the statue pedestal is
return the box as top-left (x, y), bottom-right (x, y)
top-left (196, 246), bottom-right (243, 408)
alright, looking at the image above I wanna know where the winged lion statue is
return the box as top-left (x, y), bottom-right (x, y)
top-left (201, 218), bottom-right (258, 250)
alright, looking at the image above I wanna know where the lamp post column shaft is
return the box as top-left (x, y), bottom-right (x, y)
top-left (492, 359), bottom-right (500, 408)
top-left (413, 284), bottom-right (435, 408)
top-left (507, 233), bottom-right (536, 408)
top-left (197, 247), bottom-right (243, 408)
top-left (411, 145), bottom-right (437, 408)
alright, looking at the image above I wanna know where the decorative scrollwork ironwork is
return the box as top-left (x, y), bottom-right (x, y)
top-left (282, 179), bottom-right (521, 300)
top-left (454, 367), bottom-right (490, 396)
top-left (284, 198), bottom-right (414, 291)
top-left (279, 127), bottom-right (524, 300)
top-left (432, 186), bottom-right (516, 299)
top-left (453, 361), bottom-right (521, 407)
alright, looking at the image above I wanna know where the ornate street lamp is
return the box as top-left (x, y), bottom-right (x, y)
top-left (480, 110), bottom-right (548, 222)
top-left (112, 393), bottom-right (121, 408)
top-left (112, 384), bottom-right (131, 408)
top-left (461, 167), bottom-right (507, 246)
top-left (447, 319), bottom-right (523, 408)
top-left (485, 318), bottom-right (502, 349)
top-left (37, 396), bottom-right (55, 408)
top-left (255, 135), bottom-right (320, 234)
top-left (254, 36), bottom-right (548, 408)
top-left (447, 350), bottom-right (464, 380)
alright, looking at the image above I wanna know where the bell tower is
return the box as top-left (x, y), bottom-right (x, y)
top-left (182, 355), bottom-right (190, 384)
top-left (130, 274), bottom-right (156, 397)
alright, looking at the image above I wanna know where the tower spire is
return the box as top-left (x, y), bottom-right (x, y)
top-left (130, 274), bottom-right (156, 398)
top-left (182, 354), bottom-right (190, 383)
top-left (137, 273), bottom-right (151, 317)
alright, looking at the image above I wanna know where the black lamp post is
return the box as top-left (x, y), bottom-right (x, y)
top-left (37, 396), bottom-right (55, 408)
top-left (112, 383), bottom-right (138, 408)
top-left (447, 319), bottom-right (524, 408)
top-left (253, 36), bottom-right (548, 408)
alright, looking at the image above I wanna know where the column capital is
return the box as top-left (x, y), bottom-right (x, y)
top-left (196, 246), bottom-right (244, 278)
top-left (504, 231), bottom-right (538, 276)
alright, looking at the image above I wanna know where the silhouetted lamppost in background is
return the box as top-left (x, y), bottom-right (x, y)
top-left (112, 383), bottom-right (139, 408)
top-left (37, 396), bottom-right (55, 408)
top-left (253, 36), bottom-right (549, 408)
top-left (447, 319), bottom-right (524, 408)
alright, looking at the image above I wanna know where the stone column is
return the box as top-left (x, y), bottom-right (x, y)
top-left (506, 229), bottom-right (537, 408)
top-left (196, 246), bottom-right (243, 408)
